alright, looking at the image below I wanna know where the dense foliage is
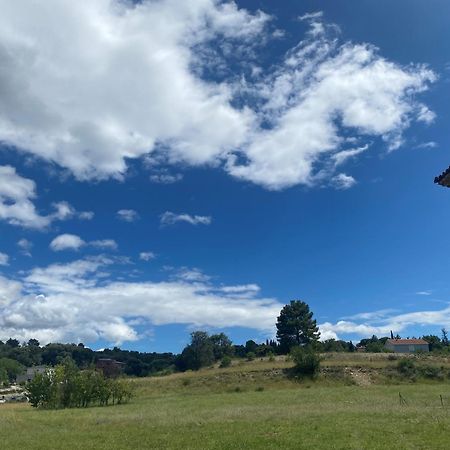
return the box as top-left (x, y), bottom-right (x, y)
top-left (276, 300), bottom-right (320, 352)
top-left (0, 339), bottom-right (175, 378)
top-left (175, 331), bottom-right (233, 371)
top-left (290, 346), bottom-right (321, 376)
top-left (27, 358), bottom-right (133, 409)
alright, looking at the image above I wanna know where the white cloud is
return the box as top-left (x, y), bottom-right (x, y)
top-left (0, 165), bottom-right (93, 229)
top-left (0, 252), bottom-right (9, 266)
top-left (227, 33), bottom-right (435, 189)
top-left (50, 234), bottom-right (118, 251)
top-left (331, 173), bottom-right (356, 190)
top-left (0, 276), bottom-right (22, 306)
top-left (160, 211), bottom-right (212, 226)
top-left (332, 144), bottom-right (369, 167)
top-left (17, 238), bottom-right (33, 256)
top-left (0, 257), bottom-right (282, 345)
top-left (149, 172), bottom-right (183, 184)
top-left (139, 252), bottom-right (156, 261)
top-left (415, 141), bottom-right (437, 150)
top-left (0, 165), bottom-right (51, 228)
top-left (50, 234), bottom-right (86, 251)
top-left (173, 267), bottom-right (211, 282)
top-left (116, 209), bottom-right (139, 222)
top-left (0, 2), bottom-right (434, 190)
top-left (416, 290), bottom-right (432, 296)
top-left (298, 11), bottom-right (323, 22)
top-left (79, 211), bottom-right (95, 220)
top-left (90, 239), bottom-right (118, 250)
top-left (0, 0), bottom-right (265, 180)
top-left (319, 304), bottom-right (450, 340)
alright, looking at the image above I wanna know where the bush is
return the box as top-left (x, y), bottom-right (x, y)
top-left (419, 365), bottom-right (442, 379)
top-left (27, 359), bottom-right (133, 409)
top-left (246, 352), bottom-right (255, 361)
top-left (397, 358), bottom-right (416, 377)
top-left (219, 356), bottom-right (232, 368)
top-left (290, 346), bottom-right (321, 376)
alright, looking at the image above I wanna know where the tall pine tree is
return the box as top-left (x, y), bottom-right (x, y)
top-left (276, 300), bottom-right (320, 352)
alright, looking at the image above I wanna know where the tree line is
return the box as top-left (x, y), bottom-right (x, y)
top-left (1, 300), bottom-right (449, 382)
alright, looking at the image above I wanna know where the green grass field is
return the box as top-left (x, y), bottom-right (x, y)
top-left (2, 354), bottom-right (450, 449)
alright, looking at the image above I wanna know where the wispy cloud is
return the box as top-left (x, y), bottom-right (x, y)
top-left (17, 239), bottom-right (33, 257)
top-left (49, 234), bottom-right (118, 252)
top-left (0, 258), bottom-right (281, 345)
top-left (116, 209), bottom-right (139, 222)
top-left (415, 141), bottom-right (437, 150)
top-left (139, 252), bottom-right (156, 261)
top-left (0, 252), bottom-right (9, 266)
top-left (320, 304), bottom-right (450, 340)
top-left (160, 211), bottom-right (212, 226)
top-left (331, 174), bottom-right (357, 190)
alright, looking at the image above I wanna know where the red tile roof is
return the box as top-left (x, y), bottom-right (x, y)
top-left (386, 339), bottom-right (428, 345)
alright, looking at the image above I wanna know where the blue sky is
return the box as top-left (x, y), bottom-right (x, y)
top-left (0, 0), bottom-right (449, 353)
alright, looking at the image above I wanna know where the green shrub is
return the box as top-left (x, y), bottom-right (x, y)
top-left (27, 359), bottom-right (133, 409)
top-left (246, 352), bottom-right (255, 361)
top-left (397, 358), bottom-right (416, 377)
top-left (290, 346), bottom-right (321, 376)
top-left (219, 356), bottom-right (232, 368)
top-left (419, 365), bottom-right (442, 379)
top-left (255, 386), bottom-right (265, 392)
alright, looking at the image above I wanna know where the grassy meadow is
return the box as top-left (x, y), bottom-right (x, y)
top-left (2, 353), bottom-right (450, 449)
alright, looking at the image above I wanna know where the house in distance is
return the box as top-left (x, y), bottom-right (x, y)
top-left (95, 358), bottom-right (125, 378)
top-left (385, 338), bottom-right (429, 353)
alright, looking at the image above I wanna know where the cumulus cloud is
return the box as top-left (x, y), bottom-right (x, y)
top-left (79, 211), bottom-right (95, 220)
top-left (50, 234), bottom-right (86, 252)
top-left (227, 28), bottom-right (435, 189)
top-left (17, 238), bottom-right (33, 256)
top-left (139, 252), bottom-right (156, 261)
top-left (0, 257), bottom-right (282, 345)
top-left (116, 209), bottom-right (139, 222)
top-left (160, 211), bottom-right (212, 226)
top-left (90, 239), bottom-right (118, 250)
top-left (319, 305), bottom-right (450, 340)
top-left (0, 165), bottom-right (92, 229)
top-left (0, 2), bottom-right (435, 190)
top-left (0, 165), bottom-right (52, 229)
top-left (331, 173), bottom-right (357, 190)
top-left (0, 0), bottom-right (265, 180)
top-left (51, 201), bottom-right (94, 222)
top-left (0, 252), bottom-right (9, 266)
top-left (50, 234), bottom-right (118, 251)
